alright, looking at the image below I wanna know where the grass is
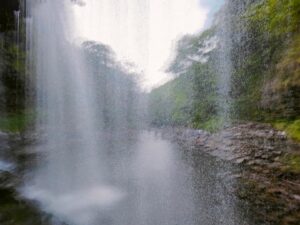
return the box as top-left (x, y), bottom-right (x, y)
top-left (193, 116), bottom-right (225, 133)
top-left (273, 119), bottom-right (300, 142)
top-left (281, 153), bottom-right (300, 174)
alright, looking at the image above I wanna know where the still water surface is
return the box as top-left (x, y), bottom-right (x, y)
top-left (25, 130), bottom-right (253, 225)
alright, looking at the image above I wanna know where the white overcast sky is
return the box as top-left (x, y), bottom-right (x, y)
top-left (72, 0), bottom-right (223, 89)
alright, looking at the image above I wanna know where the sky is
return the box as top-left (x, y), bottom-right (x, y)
top-left (72, 0), bottom-right (224, 90)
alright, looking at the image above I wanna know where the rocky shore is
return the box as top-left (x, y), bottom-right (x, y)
top-left (171, 122), bottom-right (300, 225)
top-left (0, 132), bottom-right (66, 225)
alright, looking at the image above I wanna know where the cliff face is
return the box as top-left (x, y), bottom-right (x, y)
top-left (0, 0), bottom-right (20, 32)
top-left (262, 35), bottom-right (300, 119)
top-left (0, 0), bottom-right (26, 116)
top-left (217, 0), bottom-right (300, 121)
top-left (241, 0), bottom-right (300, 120)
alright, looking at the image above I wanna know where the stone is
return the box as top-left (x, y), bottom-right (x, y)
top-left (236, 158), bottom-right (247, 164)
top-left (172, 122), bottom-right (300, 224)
top-left (293, 195), bottom-right (300, 201)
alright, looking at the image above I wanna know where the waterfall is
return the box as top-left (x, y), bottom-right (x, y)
top-left (215, 0), bottom-right (258, 126)
top-left (215, 2), bottom-right (233, 127)
top-left (23, 1), bottom-right (125, 224)
top-left (22, 0), bottom-right (205, 224)
top-left (14, 10), bottom-right (20, 45)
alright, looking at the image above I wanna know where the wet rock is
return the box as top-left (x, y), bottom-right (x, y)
top-left (0, 132), bottom-right (10, 152)
top-left (267, 162), bottom-right (283, 170)
top-left (0, 132), bottom-right (62, 225)
top-left (235, 158), bottom-right (247, 164)
top-left (292, 195), bottom-right (300, 201)
top-left (0, 131), bottom-right (9, 139)
top-left (173, 122), bottom-right (300, 224)
top-left (0, 161), bottom-right (14, 173)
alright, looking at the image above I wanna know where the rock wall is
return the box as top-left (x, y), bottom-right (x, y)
top-left (0, 0), bottom-right (26, 115)
top-left (0, 0), bottom-right (19, 32)
top-left (175, 123), bottom-right (300, 224)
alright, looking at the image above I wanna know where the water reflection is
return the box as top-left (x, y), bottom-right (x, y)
top-left (24, 130), bottom-right (252, 225)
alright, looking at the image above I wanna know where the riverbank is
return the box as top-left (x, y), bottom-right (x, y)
top-left (0, 132), bottom-right (67, 225)
top-left (168, 122), bottom-right (300, 225)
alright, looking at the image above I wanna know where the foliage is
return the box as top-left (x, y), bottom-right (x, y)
top-left (167, 27), bottom-right (216, 75)
top-left (149, 73), bottom-right (193, 126)
top-left (0, 112), bottom-right (34, 133)
top-left (196, 116), bottom-right (224, 132)
top-left (149, 29), bottom-right (219, 128)
top-left (149, 0), bottom-right (300, 135)
top-left (191, 63), bottom-right (219, 127)
top-left (82, 41), bottom-right (142, 129)
top-left (275, 35), bottom-right (300, 90)
top-left (273, 119), bottom-right (300, 142)
top-left (247, 0), bottom-right (300, 39)
top-left (0, 5), bottom-right (27, 116)
top-left (241, 0), bottom-right (300, 121)
top-left (281, 153), bottom-right (300, 174)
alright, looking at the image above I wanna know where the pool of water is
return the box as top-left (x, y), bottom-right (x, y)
top-left (21, 130), bottom-right (253, 225)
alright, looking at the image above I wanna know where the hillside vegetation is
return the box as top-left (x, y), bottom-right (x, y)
top-left (149, 0), bottom-right (300, 139)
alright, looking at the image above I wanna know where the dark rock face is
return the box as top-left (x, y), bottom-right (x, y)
top-left (0, 0), bottom-right (27, 115)
top-left (0, 0), bottom-right (19, 32)
top-left (263, 85), bottom-right (300, 120)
